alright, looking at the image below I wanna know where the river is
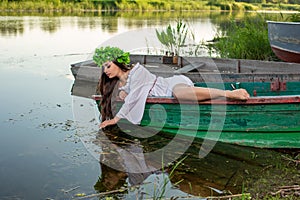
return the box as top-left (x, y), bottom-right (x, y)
top-left (0, 12), bottom-right (297, 199)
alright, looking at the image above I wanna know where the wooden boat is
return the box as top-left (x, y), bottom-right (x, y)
top-left (267, 21), bottom-right (300, 63)
top-left (71, 54), bottom-right (300, 84)
top-left (91, 80), bottom-right (300, 149)
top-left (71, 55), bottom-right (300, 148)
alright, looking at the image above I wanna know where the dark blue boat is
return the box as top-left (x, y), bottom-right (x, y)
top-left (267, 21), bottom-right (300, 63)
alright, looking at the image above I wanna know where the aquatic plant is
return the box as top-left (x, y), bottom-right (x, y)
top-left (155, 19), bottom-right (201, 56)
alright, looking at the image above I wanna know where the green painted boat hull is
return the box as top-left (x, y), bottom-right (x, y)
top-left (140, 102), bottom-right (300, 148)
top-left (130, 82), bottom-right (300, 148)
top-left (96, 81), bottom-right (300, 148)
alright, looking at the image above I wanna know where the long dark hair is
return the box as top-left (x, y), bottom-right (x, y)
top-left (97, 60), bottom-right (130, 122)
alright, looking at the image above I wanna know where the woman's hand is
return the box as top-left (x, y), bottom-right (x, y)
top-left (226, 89), bottom-right (250, 100)
top-left (99, 117), bottom-right (120, 129)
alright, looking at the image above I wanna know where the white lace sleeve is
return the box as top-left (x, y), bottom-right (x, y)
top-left (116, 63), bottom-right (156, 124)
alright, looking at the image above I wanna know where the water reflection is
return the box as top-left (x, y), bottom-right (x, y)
top-left (94, 129), bottom-right (156, 195)
top-left (0, 12), bottom-right (229, 38)
top-left (88, 123), bottom-right (287, 199)
top-left (40, 17), bottom-right (61, 33)
top-left (93, 126), bottom-right (199, 199)
top-left (0, 12), bottom-right (288, 41)
top-left (0, 18), bottom-right (24, 36)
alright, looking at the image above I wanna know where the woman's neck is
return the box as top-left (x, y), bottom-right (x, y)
top-left (118, 70), bottom-right (129, 85)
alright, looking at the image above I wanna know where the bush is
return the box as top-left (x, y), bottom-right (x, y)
top-left (207, 15), bottom-right (277, 60)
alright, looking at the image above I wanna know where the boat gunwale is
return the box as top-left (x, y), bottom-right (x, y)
top-left (92, 94), bottom-right (300, 105)
top-left (267, 20), bottom-right (300, 25)
top-left (71, 64), bottom-right (300, 76)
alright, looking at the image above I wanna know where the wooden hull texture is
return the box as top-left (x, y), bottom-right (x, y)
top-left (139, 96), bottom-right (300, 148)
top-left (71, 55), bottom-right (300, 83)
top-left (93, 90), bottom-right (300, 149)
top-left (271, 45), bottom-right (300, 63)
top-left (267, 21), bottom-right (300, 63)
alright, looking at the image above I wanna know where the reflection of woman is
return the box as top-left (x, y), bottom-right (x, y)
top-left (96, 46), bottom-right (250, 129)
top-left (94, 129), bottom-right (157, 193)
top-left (93, 128), bottom-right (246, 197)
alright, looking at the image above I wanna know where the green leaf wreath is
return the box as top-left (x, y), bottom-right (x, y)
top-left (93, 46), bottom-right (130, 67)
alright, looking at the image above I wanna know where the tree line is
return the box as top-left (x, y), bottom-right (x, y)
top-left (1, 0), bottom-right (300, 12)
top-left (3, 0), bottom-right (300, 4)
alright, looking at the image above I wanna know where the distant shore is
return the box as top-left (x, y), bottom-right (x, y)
top-left (1, 1), bottom-right (300, 14)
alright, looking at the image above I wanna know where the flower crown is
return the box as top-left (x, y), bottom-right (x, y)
top-left (93, 46), bottom-right (130, 67)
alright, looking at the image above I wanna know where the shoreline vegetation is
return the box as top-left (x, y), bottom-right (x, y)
top-left (0, 0), bottom-right (300, 14)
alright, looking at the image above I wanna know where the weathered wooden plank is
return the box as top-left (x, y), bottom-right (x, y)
top-left (181, 56), bottom-right (300, 73)
top-left (141, 102), bottom-right (300, 130)
top-left (70, 55), bottom-right (300, 83)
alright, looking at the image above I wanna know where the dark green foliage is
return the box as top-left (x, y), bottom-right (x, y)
top-left (93, 46), bottom-right (130, 67)
top-left (2, 1), bottom-right (300, 12)
top-left (287, 11), bottom-right (300, 21)
top-left (207, 15), bottom-right (277, 60)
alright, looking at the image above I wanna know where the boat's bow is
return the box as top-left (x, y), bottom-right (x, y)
top-left (267, 21), bottom-right (300, 63)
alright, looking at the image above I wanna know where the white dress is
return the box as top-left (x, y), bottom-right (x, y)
top-left (116, 63), bottom-right (193, 124)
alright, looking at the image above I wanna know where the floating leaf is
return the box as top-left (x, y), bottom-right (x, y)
top-left (75, 193), bottom-right (86, 197)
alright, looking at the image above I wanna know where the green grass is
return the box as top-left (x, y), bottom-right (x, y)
top-left (206, 14), bottom-right (278, 60)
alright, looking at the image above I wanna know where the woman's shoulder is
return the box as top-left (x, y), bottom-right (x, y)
top-left (130, 62), bottom-right (155, 79)
top-left (131, 62), bottom-right (142, 69)
top-left (129, 62), bottom-right (146, 74)
top-left (126, 63), bottom-right (140, 82)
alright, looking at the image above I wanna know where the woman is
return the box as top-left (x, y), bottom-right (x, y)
top-left (96, 47), bottom-right (250, 129)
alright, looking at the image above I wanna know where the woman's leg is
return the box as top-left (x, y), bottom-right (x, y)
top-left (172, 84), bottom-right (224, 101)
top-left (173, 84), bottom-right (249, 101)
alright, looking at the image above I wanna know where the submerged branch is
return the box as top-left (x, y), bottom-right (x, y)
top-left (75, 182), bottom-right (151, 199)
top-left (281, 155), bottom-right (300, 166)
top-left (270, 185), bottom-right (300, 196)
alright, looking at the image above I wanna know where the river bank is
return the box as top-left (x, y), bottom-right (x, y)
top-left (1, 0), bottom-right (300, 14)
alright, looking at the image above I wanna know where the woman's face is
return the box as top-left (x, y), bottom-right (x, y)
top-left (103, 61), bottom-right (121, 79)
